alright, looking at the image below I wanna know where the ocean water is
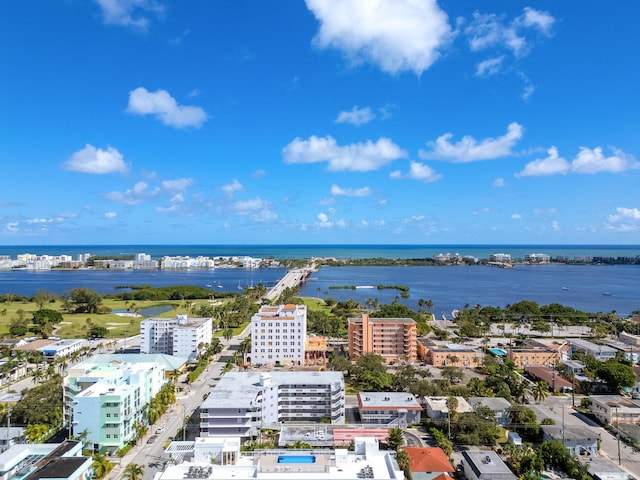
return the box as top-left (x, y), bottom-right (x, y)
top-left (0, 245), bottom-right (638, 316)
top-left (1, 244), bottom-right (638, 260)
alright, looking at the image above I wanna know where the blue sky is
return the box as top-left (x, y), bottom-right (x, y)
top-left (1, 0), bottom-right (638, 246)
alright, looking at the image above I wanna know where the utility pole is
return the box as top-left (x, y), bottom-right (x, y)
top-left (616, 406), bottom-right (621, 465)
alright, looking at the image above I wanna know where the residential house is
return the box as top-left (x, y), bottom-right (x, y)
top-left (569, 339), bottom-right (617, 362)
top-left (403, 446), bottom-right (454, 480)
top-left (423, 397), bottom-right (472, 425)
top-left (541, 425), bottom-right (599, 457)
top-left (467, 397), bottom-right (512, 426)
top-left (587, 458), bottom-right (629, 480)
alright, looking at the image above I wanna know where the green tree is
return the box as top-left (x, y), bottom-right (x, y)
top-left (532, 381), bottom-right (549, 403)
top-left (66, 288), bottom-right (103, 314)
top-left (24, 424), bottom-right (49, 443)
top-left (32, 290), bottom-right (55, 310)
top-left (123, 462), bottom-right (145, 480)
top-left (508, 405), bottom-right (539, 440)
top-left (91, 454), bottom-right (115, 479)
top-left (387, 427), bottom-right (404, 450)
top-left (9, 317), bottom-right (29, 336)
top-left (597, 360), bottom-right (636, 392)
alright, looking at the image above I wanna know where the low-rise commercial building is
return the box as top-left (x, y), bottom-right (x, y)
top-left (39, 339), bottom-right (84, 360)
top-left (348, 314), bottom-right (417, 363)
top-left (589, 395), bottom-right (640, 425)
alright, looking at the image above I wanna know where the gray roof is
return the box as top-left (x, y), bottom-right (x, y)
top-left (462, 450), bottom-right (516, 478)
top-left (541, 425), bottom-right (599, 441)
top-left (202, 371), bottom-right (344, 410)
top-left (359, 392), bottom-right (421, 409)
top-left (89, 353), bottom-right (188, 371)
top-left (467, 397), bottom-right (512, 411)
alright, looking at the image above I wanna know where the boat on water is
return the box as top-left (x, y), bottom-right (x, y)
top-left (602, 292), bottom-right (613, 296)
top-left (561, 286), bottom-right (570, 290)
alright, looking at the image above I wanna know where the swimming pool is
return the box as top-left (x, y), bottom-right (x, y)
top-left (277, 455), bottom-right (316, 464)
top-left (490, 348), bottom-right (507, 356)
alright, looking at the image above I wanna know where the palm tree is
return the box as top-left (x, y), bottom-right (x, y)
top-left (532, 380), bottom-right (549, 403)
top-left (123, 462), bottom-right (145, 480)
top-left (91, 454), bottom-right (114, 479)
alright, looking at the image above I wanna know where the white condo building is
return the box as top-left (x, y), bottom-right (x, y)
top-left (249, 304), bottom-right (307, 366)
top-left (140, 314), bottom-right (213, 362)
top-left (200, 371), bottom-right (345, 440)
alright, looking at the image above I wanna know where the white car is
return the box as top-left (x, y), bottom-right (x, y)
top-left (156, 426), bottom-right (166, 434)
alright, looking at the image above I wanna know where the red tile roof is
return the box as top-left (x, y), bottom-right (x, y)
top-left (403, 447), bottom-right (455, 473)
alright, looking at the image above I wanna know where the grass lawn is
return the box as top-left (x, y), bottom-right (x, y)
top-left (0, 298), bottom-right (183, 339)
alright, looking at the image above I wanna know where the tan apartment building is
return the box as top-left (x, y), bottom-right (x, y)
top-left (348, 314), bottom-right (417, 363)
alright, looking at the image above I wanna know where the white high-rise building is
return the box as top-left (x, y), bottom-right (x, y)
top-left (249, 304), bottom-right (307, 366)
top-left (140, 314), bottom-right (212, 362)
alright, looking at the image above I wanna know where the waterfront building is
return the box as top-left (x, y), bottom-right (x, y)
top-left (140, 314), bottom-right (212, 362)
top-left (460, 450), bottom-right (517, 480)
top-left (66, 354), bottom-right (171, 453)
top-left (160, 256), bottom-right (215, 269)
top-left (199, 371), bottom-right (345, 440)
top-left (0, 441), bottom-right (92, 480)
top-left (489, 253), bottom-right (511, 263)
top-left (161, 436), bottom-right (402, 480)
top-left (524, 253), bottom-right (551, 263)
top-left (348, 314), bottom-right (417, 363)
top-left (249, 304), bottom-right (307, 366)
top-left (417, 339), bottom-right (478, 367)
top-left (357, 392), bottom-right (422, 427)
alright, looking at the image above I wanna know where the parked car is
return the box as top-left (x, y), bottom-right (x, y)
top-left (156, 426), bottom-right (166, 434)
top-left (147, 435), bottom-right (158, 444)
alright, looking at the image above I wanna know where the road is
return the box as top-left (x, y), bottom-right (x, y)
top-left (105, 330), bottom-right (248, 480)
top-left (265, 267), bottom-right (312, 300)
top-left (543, 395), bottom-right (640, 477)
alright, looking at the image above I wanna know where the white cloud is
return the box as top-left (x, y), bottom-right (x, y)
top-left (104, 181), bottom-right (160, 205)
top-left (306, 0), bottom-right (454, 75)
top-left (608, 207), bottom-right (640, 223)
top-left (551, 220), bottom-right (560, 231)
top-left (104, 212), bottom-right (118, 218)
top-left (511, 213), bottom-right (522, 220)
top-left (222, 179), bottom-right (243, 195)
top-left (516, 146), bottom-right (569, 177)
top-left (570, 147), bottom-right (638, 174)
top-left (519, 7), bottom-right (555, 35)
top-left (314, 211), bottom-right (345, 229)
top-left (493, 177), bottom-right (506, 187)
top-left (252, 169), bottom-right (266, 179)
top-left (63, 144), bottom-right (129, 174)
top-left (330, 184), bottom-right (371, 197)
top-left (127, 87), bottom-right (207, 128)
top-left (519, 72), bottom-right (536, 101)
top-left (335, 106), bottom-right (375, 126)
top-left (162, 177), bottom-right (193, 191)
top-left (231, 198), bottom-right (277, 222)
top-left (420, 122), bottom-right (523, 162)
top-left (283, 135), bottom-right (406, 172)
top-left (466, 7), bottom-right (555, 57)
top-left (475, 56), bottom-right (504, 77)
top-left (94, 0), bottom-right (164, 31)
top-left (390, 161), bottom-right (442, 183)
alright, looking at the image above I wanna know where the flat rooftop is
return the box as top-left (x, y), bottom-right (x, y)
top-left (358, 392), bottom-right (422, 410)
